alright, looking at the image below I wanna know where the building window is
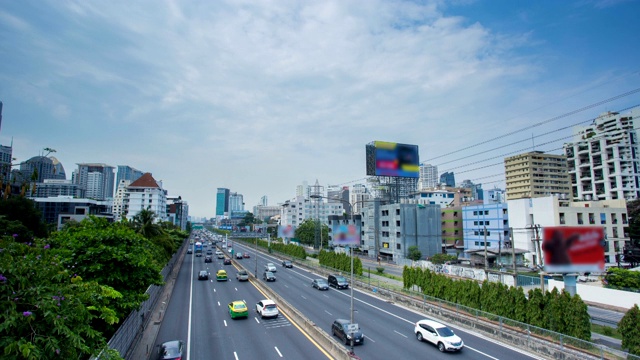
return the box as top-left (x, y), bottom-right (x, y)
top-left (396, 243), bottom-right (401, 250)
top-left (396, 209), bottom-right (400, 215)
top-left (484, 210), bottom-right (489, 215)
top-left (396, 220), bottom-right (401, 226)
top-left (577, 213), bottom-right (584, 225)
top-left (559, 213), bottom-right (565, 225)
top-left (396, 232), bottom-right (401, 237)
top-left (473, 211), bottom-right (478, 215)
top-left (474, 221), bottom-right (478, 225)
top-left (600, 213), bottom-right (606, 224)
top-left (382, 231), bottom-right (389, 237)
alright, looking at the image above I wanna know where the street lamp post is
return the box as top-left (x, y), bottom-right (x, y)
top-left (310, 194), bottom-right (357, 354)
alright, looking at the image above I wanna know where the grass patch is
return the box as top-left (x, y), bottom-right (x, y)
top-left (591, 323), bottom-right (622, 340)
top-left (363, 268), bottom-right (403, 282)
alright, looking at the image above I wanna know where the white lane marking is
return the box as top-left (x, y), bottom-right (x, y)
top-left (254, 317), bottom-right (260, 324)
top-left (224, 320), bottom-right (228, 327)
top-left (301, 295), bottom-right (307, 300)
top-left (234, 352), bottom-right (239, 360)
top-left (324, 310), bottom-right (333, 316)
top-left (365, 335), bottom-right (376, 342)
top-left (394, 330), bottom-right (407, 338)
top-left (274, 346), bottom-right (283, 357)
top-left (217, 301), bottom-right (220, 306)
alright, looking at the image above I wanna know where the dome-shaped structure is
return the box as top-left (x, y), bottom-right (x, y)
top-left (49, 156), bottom-right (66, 179)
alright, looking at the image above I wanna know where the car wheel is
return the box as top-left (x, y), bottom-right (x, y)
top-left (438, 342), bottom-right (445, 352)
top-left (416, 332), bottom-right (423, 342)
top-left (332, 328), bottom-right (336, 336)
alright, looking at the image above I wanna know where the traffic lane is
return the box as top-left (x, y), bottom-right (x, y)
top-left (244, 249), bottom-right (542, 360)
top-left (154, 248), bottom-right (195, 359)
top-left (588, 306), bottom-right (623, 327)
top-left (208, 276), bottom-right (330, 360)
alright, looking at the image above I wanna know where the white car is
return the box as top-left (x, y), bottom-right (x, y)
top-left (256, 299), bottom-right (279, 318)
top-left (414, 319), bottom-right (463, 352)
top-left (264, 263), bottom-right (277, 272)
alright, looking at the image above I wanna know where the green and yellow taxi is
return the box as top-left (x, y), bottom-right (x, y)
top-left (228, 300), bottom-right (249, 319)
top-left (216, 270), bottom-right (228, 281)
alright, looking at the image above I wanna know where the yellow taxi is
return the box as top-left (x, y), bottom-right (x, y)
top-left (216, 270), bottom-right (228, 281)
top-left (228, 300), bottom-right (248, 319)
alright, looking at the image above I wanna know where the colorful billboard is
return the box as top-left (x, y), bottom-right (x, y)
top-left (366, 141), bottom-right (419, 178)
top-left (542, 226), bottom-right (606, 273)
top-left (332, 224), bottom-right (360, 246)
top-left (278, 225), bottom-right (296, 239)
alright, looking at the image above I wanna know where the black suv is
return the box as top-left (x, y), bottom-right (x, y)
top-left (204, 256), bottom-right (212, 263)
top-left (331, 319), bottom-right (364, 346)
top-left (328, 274), bottom-right (349, 289)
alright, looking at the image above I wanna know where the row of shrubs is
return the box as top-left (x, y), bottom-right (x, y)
top-left (403, 266), bottom-right (592, 340)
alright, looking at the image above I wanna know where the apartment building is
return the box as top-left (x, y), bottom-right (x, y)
top-left (504, 151), bottom-right (571, 200)
top-left (565, 109), bottom-right (640, 201)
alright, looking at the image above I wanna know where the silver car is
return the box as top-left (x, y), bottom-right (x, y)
top-left (312, 278), bottom-right (329, 290)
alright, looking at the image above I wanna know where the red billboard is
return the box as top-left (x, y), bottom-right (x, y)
top-left (542, 227), bottom-right (606, 273)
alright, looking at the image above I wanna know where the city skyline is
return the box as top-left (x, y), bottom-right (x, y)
top-left (1, 1), bottom-right (639, 217)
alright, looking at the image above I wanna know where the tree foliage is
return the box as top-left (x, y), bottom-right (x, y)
top-left (49, 217), bottom-right (164, 335)
top-left (0, 196), bottom-right (49, 238)
top-left (294, 219), bottom-right (329, 247)
top-left (0, 234), bottom-right (123, 359)
top-left (402, 266), bottom-right (592, 340)
top-left (430, 253), bottom-right (458, 265)
top-left (131, 209), bottom-right (164, 239)
top-left (604, 268), bottom-right (640, 290)
top-left (318, 249), bottom-right (363, 276)
top-left (407, 246), bottom-right (422, 261)
top-left (618, 304), bottom-right (640, 355)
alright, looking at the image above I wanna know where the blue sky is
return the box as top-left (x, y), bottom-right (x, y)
top-left (1, 0), bottom-right (639, 218)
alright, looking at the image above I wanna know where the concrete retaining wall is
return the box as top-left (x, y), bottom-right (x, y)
top-left (548, 279), bottom-right (640, 310)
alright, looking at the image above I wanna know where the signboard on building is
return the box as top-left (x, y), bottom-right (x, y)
top-left (542, 226), bottom-right (605, 273)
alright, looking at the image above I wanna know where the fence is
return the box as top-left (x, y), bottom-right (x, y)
top-left (95, 242), bottom-right (185, 359)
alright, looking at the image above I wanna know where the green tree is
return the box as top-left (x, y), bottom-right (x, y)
top-left (0, 196), bottom-right (49, 238)
top-left (131, 209), bottom-right (164, 239)
top-left (294, 219), bottom-right (328, 247)
top-left (407, 246), bottom-right (422, 261)
top-left (49, 217), bottom-right (164, 335)
top-left (0, 235), bottom-right (122, 359)
top-left (430, 253), bottom-right (457, 264)
top-left (618, 304), bottom-right (640, 355)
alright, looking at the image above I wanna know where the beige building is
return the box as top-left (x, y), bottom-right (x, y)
top-left (504, 151), bottom-right (571, 201)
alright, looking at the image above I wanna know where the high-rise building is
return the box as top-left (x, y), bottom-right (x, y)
top-left (19, 156), bottom-right (65, 183)
top-left (439, 172), bottom-right (455, 187)
top-left (419, 164), bottom-right (439, 190)
top-left (296, 181), bottom-right (311, 199)
top-left (260, 195), bottom-right (268, 206)
top-left (112, 179), bottom-right (132, 220)
top-left (327, 184), bottom-right (350, 214)
top-left (0, 101), bottom-right (3, 133)
top-left (115, 165), bottom-right (144, 196)
top-left (32, 179), bottom-right (83, 198)
top-left (459, 179), bottom-right (483, 203)
top-left (75, 163), bottom-right (115, 201)
top-left (229, 192), bottom-right (244, 212)
top-left (350, 183), bottom-right (371, 214)
top-left (216, 188), bottom-right (230, 216)
top-left (0, 143), bottom-right (13, 183)
top-left (565, 108), bottom-right (640, 201)
top-left (504, 151), bottom-right (570, 201)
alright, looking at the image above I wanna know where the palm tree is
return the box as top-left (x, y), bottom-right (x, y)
top-left (132, 208), bottom-right (163, 239)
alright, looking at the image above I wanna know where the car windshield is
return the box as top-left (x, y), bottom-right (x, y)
top-left (317, 280), bottom-right (327, 284)
top-left (336, 276), bottom-right (346, 282)
top-left (436, 327), bottom-right (455, 337)
top-left (238, 270), bottom-right (247, 275)
top-left (265, 304), bottom-right (276, 310)
top-left (234, 303), bottom-right (246, 310)
top-left (164, 347), bottom-right (180, 356)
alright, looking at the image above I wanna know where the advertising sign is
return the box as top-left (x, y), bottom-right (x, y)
top-left (278, 225), bottom-right (296, 239)
top-left (366, 141), bottom-right (419, 178)
top-left (542, 226), bottom-right (606, 273)
top-left (333, 224), bottom-right (360, 246)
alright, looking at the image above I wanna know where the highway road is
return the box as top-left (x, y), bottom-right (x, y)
top-left (230, 241), bottom-right (544, 360)
top-left (153, 241), bottom-right (330, 360)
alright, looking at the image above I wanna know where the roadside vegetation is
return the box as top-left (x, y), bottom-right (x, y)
top-left (0, 196), bottom-right (187, 359)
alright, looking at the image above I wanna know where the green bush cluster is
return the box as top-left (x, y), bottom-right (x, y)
top-left (318, 249), bottom-right (363, 276)
top-left (403, 267), bottom-right (591, 340)
top-left (604, 268), bottom-right (640, 290)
